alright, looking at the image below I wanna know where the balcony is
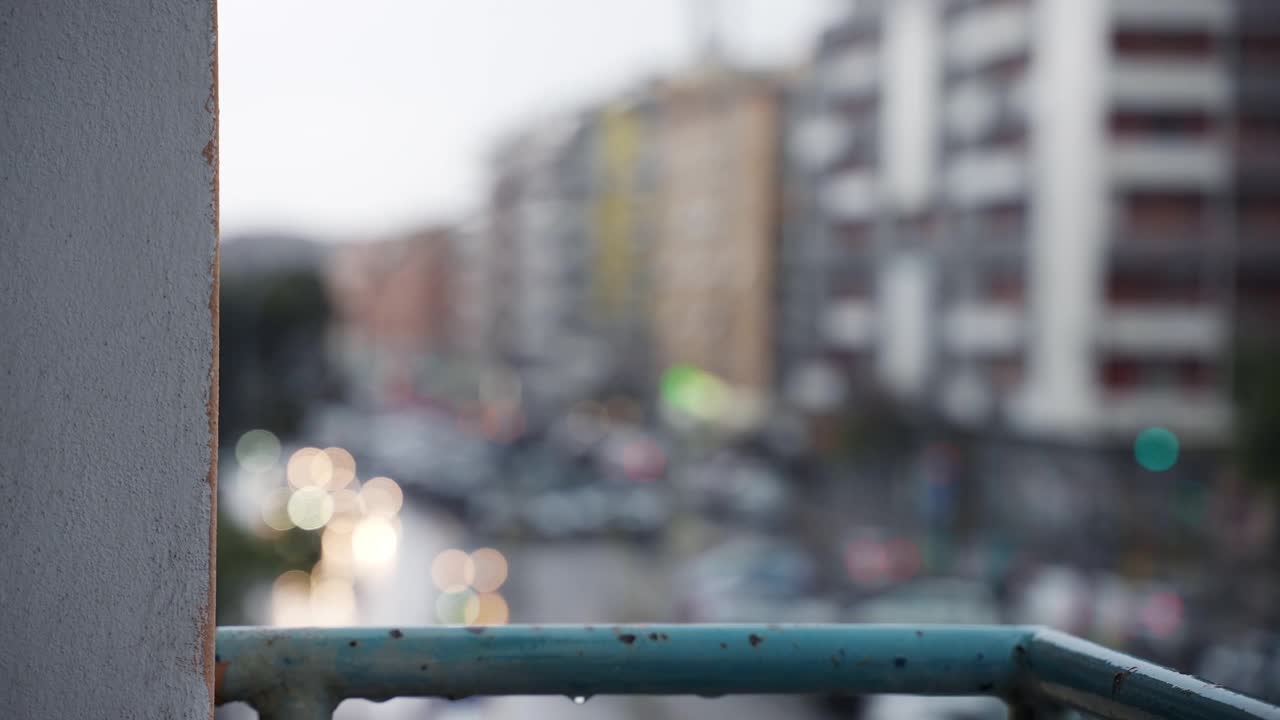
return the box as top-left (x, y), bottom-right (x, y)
top-left (821, 298), bottom-right (877, 350)
top-left (944, 2), bottom-right (1031, 73)
top-left (944, 149), bottom-right (1028, 207)
top-left (821, 168), bottom-right (880, 221)
top-left (1111, 0), bottom-right (1235, 31)
top-left (1109, 138), bottom-right (1229, 189)
top-left (1097, 305), bottom-right (1226, 355)
top-left (214, 624), bottom-right (1280, 719)
top-left (820, 44), bottom-right (880, 99)
top-left (942, 303), bottom-right (1023, 355)
top-left (1097, 389), bottom-right (1232, 441)
top-left (1109, 60), bottom-right (1230, 111)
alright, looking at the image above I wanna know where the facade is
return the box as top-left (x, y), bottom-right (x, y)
top-left (587, 95), bottom-right (660, 400)
top-left (327, 228), bottom-right (454, 406)
top-left (487, 117), bottom-right (602, 422)
top-left (651, 65), bottom-right (783, 424)
top-left (801, 0), bottom-right (1280, 446)
top-left (777, 63), bottom-right (843, 413)
top-left (450, 214), bottom-right (496, 370)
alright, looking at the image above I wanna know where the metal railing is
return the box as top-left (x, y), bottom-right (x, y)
top-left (215, 624), bottom-right (1280, 720)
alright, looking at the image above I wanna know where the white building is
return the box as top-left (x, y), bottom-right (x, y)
top-left (803, 0), bottom-right (1280, 445)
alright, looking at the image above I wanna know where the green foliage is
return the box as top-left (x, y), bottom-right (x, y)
top-left (215, 510), bottom-right (321, 625)
top-left (220, 267), bottom-right (339, 444)
top-left (1234, 343), bottom-right (1280, 492)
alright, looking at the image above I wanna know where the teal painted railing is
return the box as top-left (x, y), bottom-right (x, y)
top-left (214, 625), bottom-right (1280, 719)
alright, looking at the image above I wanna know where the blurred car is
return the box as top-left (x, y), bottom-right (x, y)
top-left (1195, 631), bottom-right (1280, 703)
top-left (1009, 564), bottom-right (1091, 635)
top-left (366, 410), bottom-right (497, 509)
top-left (675, 536), bottom-right (837, 623)
top-left (861, 695), bottom-right (1007, 720)
top-left (597, 426), bottom-right (667, 482)
top-left (845, 578), bottom-right (1001, 625)
top-left (678, 452), bottom-right (793, 528)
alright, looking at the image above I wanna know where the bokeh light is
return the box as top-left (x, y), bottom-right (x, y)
top-left (310, 576), bottom-right (357, 626)
top-left (431, 549), bottom-right (476, 593)
top-left (435, 588), bottom-right (479, 625)
top-left (326, 488), bottom-right (365, 534)
top-left (271, 569), bottom-right (311, 627)
top-left (351, 515), bottom-right (399, 573)
top-left (236, 429), bottom-right (281, 472)
top-left (323, 446), bottom-right (357, 489)
top-left (1134, 427), bottom-right (1179, 472)
top-left (471, 592), bottom-right (510, 625)
top-left (361, 476), bottom-right (404, 517)
top-left (469, 548), bottom-right (508, 593)
top-left (660, 364), bottom-right (730, 421)
top-left (260, 486), bottom-right (295, 531)
top-left (287, 447), bottom-right (334, 489)
top-left (1140, 591), bottom-right (1184, 639)
top-left (320, 526), bottom-right (355, 571)
top-left (287, 486), bottom-right (335, 530)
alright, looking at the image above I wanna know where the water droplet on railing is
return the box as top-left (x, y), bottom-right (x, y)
top-left (571, 695), bottom-right (589, 705)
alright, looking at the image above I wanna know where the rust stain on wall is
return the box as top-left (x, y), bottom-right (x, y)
top-left (202, 1), bottom-right (221, 716)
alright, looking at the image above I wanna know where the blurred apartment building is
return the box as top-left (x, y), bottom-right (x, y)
top-left (327, 228), bottom-right (454, 407)
top-left (449, 214), bottom-right (496, 371)
top-left (789, 0), bottom-right (1280, 446)
top-left (589, 96), bottom-right (660, 401)
top-left (486, 117), bottom-right (606, 422)
top-left (479, 68), bottom-right (783, 427)
top-left (652, 65), bottom-right (783, 426)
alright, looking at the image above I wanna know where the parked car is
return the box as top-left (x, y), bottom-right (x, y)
top-left (845, 578), bottom-right (1002, 625)
top-left (861, 695), bottom-right (1007, 720)
top-left (675, 536), bottom-right (836, 623)
top-left (1195, 631), bottom-right (1280, 703)
top-left (678, 452), bottom-right (793, 528)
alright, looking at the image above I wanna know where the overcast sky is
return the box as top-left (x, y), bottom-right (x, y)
top-left (218, 0), bottom-right (843, 241)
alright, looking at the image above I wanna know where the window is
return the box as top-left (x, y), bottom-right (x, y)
top-left (1111, 111), bottom-right (1214, 140)
top-left (1107, 270), bottom-right (1203, 303)
top-left (989, 358), bottom-right (1023, 390)
top-left (1101, 358), bottom-right (1141, 391)
top-left (1241, 32), bottom-right (1280, 66)
top-left (1238, 193), bottom-right (1280, 236)
top-left (832, 222), bottom-right (874, 253)
top-left (985, 274), bottom-right (1024, 303)
top-left (1113, 30), bottom-right (1215, 60)
top-left (1100, 357), bottom-right (1216, 392)
top-left (982, 202), bottom-right (1026, 237)
top-left (1123, 192), bottom-right (1205, 239)
top-left (1237, 115), bottom-right (1280, 153)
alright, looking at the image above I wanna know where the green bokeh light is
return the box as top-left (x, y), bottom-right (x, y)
top-left (660, 364), bottom-right (729, 421)
top-left (1134, 426), bottom-right (1179, 472)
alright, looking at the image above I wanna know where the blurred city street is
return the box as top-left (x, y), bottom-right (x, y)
top-left (212, 0), bottom-right (1280, 717)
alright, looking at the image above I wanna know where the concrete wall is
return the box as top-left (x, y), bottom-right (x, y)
top-left (0, 1), bottom-right (218, 717)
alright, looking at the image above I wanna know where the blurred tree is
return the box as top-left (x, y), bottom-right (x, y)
top-left (217, 237), bottom-right (340, 623)
top-left (220, 264), bottom-right (341, 445)
top-left (1234, 343), bottom-right (1280, 493)
top-left (215, 510), bottom-right (321, 625)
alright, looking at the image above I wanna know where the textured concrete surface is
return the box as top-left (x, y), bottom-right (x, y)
top-left (0, 0), bottom-right (218, 717)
